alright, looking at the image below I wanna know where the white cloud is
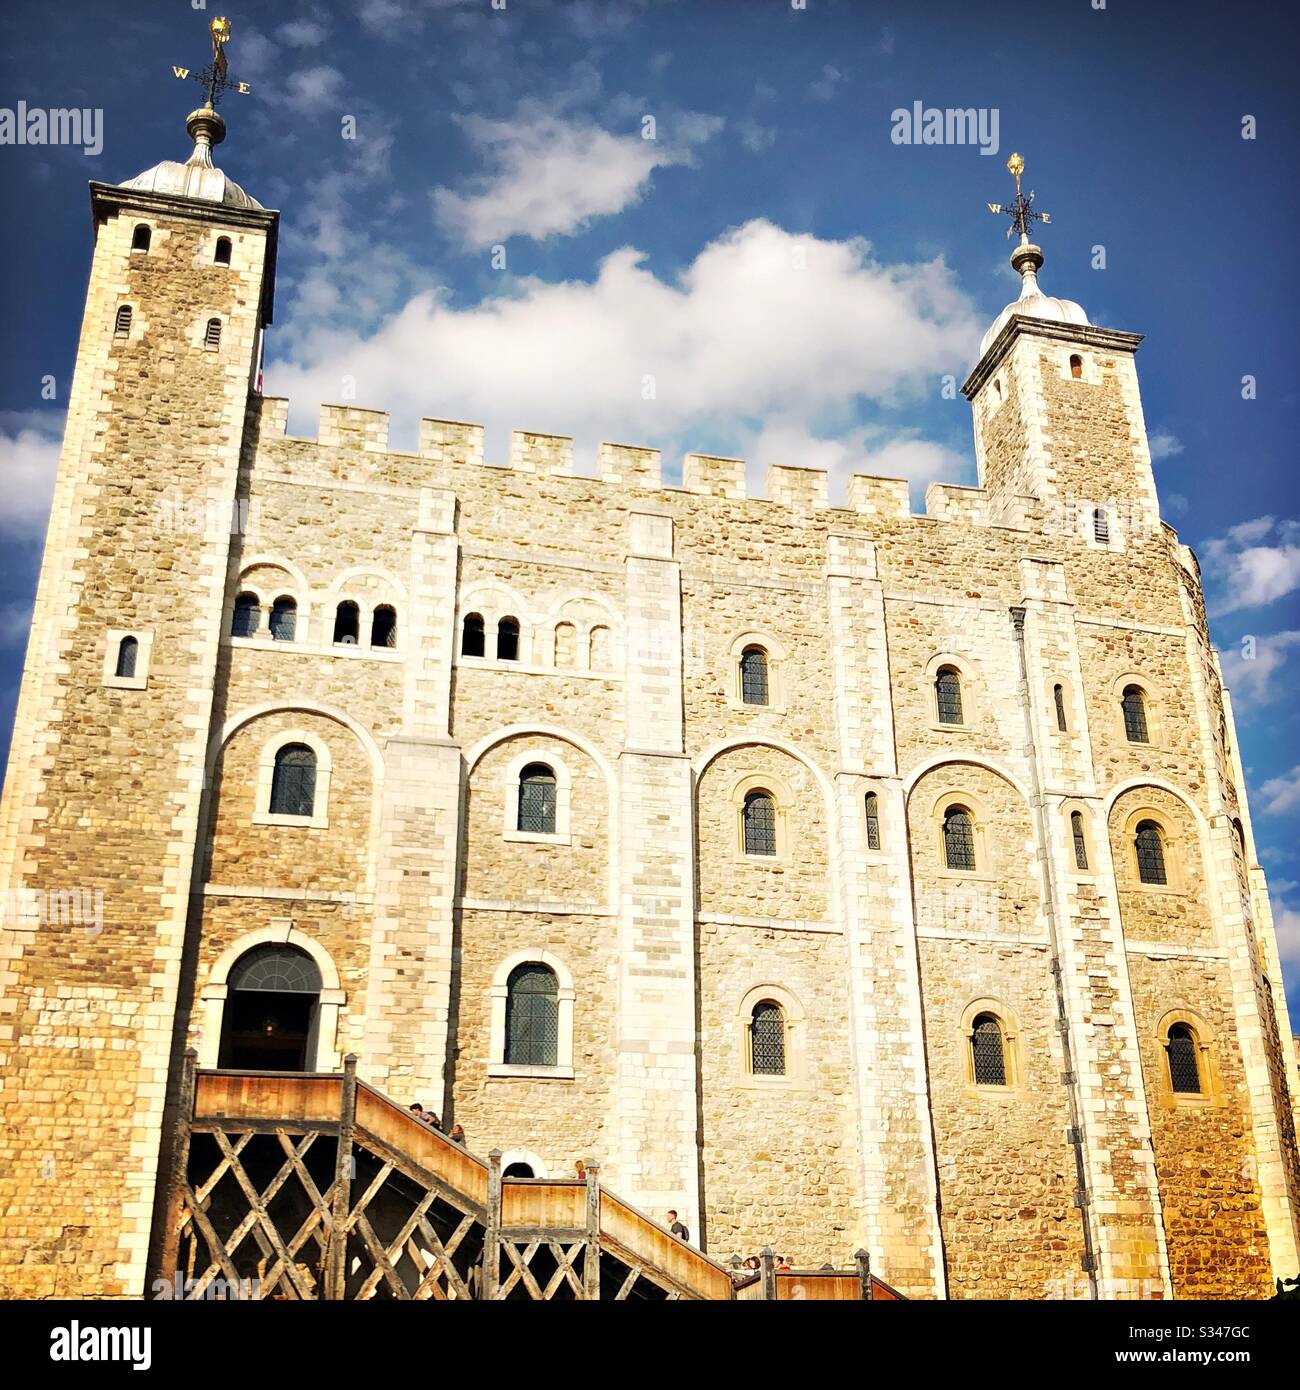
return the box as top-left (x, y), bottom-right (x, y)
top-left (278, 19), bottom-right (329, 47)
top-left (0, 428), bottom-right (60, 539)
top-left (1259, 765), bottom-right (1300, 817)
top-left (737, 119), bottom-right (777, 153)
top-left (1220, 629), bottom-right (1300, 705)
top-left (281, 65), bottom-right (345, 114)
top-left (432, 109), bottom-right (721, 248)
top-left (810, 65), bottom-right (845, 101)
top-left (269, 219), bottom-right (982, 479)
top-left (748, 423), bottom-right (965, 505)
top-left (1272, 900), bottom-right (1300, 977)
top-left (1148, 429), bottom-right (1183, 462)
top-left (1202, 515), bottom-right (1300, 615)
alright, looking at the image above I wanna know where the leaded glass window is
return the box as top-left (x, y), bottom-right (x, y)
top-left (462, 613), bottom-right (485, 657)
top-left (1054, 683), bottom-right (1067, 732)
top-left (1122, 685), bottom-right (1148, 743)
top-left (943, 807), bottom-right (975, 871)
top-left (1167, 1024), bottom-right (1201, 1094)
top-left (115, 636), bottom-right (138, 679)
top-left (936, 667), bottom-right (963, 725)
top-left (740, 646), bottom-right (769, 706)
top-left (232, 592), bottom-right (259, 638)
top-left (1093, 507), bottom-right (1110, 545)
top-left (517, 763), bottom-right (557, 834)
top-left (270, 743), bottom-right (316, 817)
top-left (743, 790), bottom-right (776, 856)
top-left (269, 597), bottom-right (296, 641)
top-left (750, 1001), bottom-right (785, 1076)
top-left (1135, 820), bottom-right (1167, 885)
top-left (371, 605), bottom-right (397, 648)
top-left (971, 1014), bottom-right (1007, 1086)
top-left (1071, 811), bottom-right (1089, 871)
top-left (865, 792), bottom-right (881, 851)
top-left (505, 964), bottom-right (558, 1066)
top-left (229, 944), bottom-right (321, 995)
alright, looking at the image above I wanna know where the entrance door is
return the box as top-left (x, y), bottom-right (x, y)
top-left (219, 943), bottom-right (322, 1071)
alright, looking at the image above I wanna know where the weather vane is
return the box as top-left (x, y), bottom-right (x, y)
top-left (171, 16), bottom-right (251, 108)
top-left (987, 153), bottom-right (1051, 243)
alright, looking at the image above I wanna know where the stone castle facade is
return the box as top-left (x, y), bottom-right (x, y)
top-left (0, 107), bottom-right (1297, 1301)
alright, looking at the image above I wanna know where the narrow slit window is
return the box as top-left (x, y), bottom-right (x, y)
top-left (743, 790), bottom-right (776, 856)
top-left (269, 597), bottom-right (297, 642)
top-left (1069, 353), bottom-right (1083, 379)
top-left (114, 635), bottom-right (138, 679)
top-left (750, 1001), bottom-right (786, 1076)
top-left (333, 601), bottom-right (359, 645)
top-left (1166, 1024), bottom-right (1202, 1095)
top-left (864, 792), bottom-right (881, 851)
top-left (943, 807), bottom-right (976, 871)
top-left (371, 604), bottom-right (397, 649)
top-left (214, 236), bottom-right (232, 266)
top-left (1135, 820), bottom-right (1167, 886)
top-left (114, 305), bottom-right (132, 338)
top-left (971, 1014), bottom-right (1007, 1086)
top-left (204, 317), bottom-right (223, 350)
top-left (935, 667), bottom-right (964, 725)
top-left (461, 613), bottom-right (485, 658)
top-left (1071, 811), bottom-right (1089, 870)
top-left (497, 616), bottom-right (520, 661)
top-left (1122, 684), bottom-right (1149, 743)
top-left (517, 763), bottom-right (557, 835)
top-left (1054, 683), bottom-right (1068, 732)
top-left (740, 646), bottom-right (769, 706)
top-left (1093, 507), bottom-right (1110, 545)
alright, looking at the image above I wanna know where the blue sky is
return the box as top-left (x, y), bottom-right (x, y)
top-left (0, 0), bottom-right (1297, 1011)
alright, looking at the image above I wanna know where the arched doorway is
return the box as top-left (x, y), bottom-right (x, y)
top-left (218, 943), bottom-right (322, 1071)
top-left (502, 1162), bottom-right (535, 1178)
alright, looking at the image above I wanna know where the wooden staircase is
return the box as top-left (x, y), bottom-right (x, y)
top-left (158, 1053), bottom-right (900, 1301)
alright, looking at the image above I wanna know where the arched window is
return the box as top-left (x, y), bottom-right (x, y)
top-left (935, 666), bottom-right (964, 725)
top-left (864, 792), bottom-right (881, 851)
top-left (231, 592), bottom-right (260, 638)
top-left (502, 1161), bottom-right (535, 1178)
top-left (1093, 507), bottom-right (1110, 545)
top-left (970, 1013), bottom-right (1007, 1086)
top-left (333, 600), bottom-right (359, 645)
top-left (742, 789), bottom-right (776, 856)
top-left (1069, 353), bottom-right (1083, 379)
top-left (214, 236), bottom-right (232, 266)
top-left (740, 646), bottom-right (769, 706)
top-left (114, 635), bottom-right (138, 679)
top-left (371, 604), bottom-right (397, 649)
top-left (497, 616), bottom-right (520, 661)
top-left (749, 1001), bottom-right (786, 1076)
top-left (1134, 819), bottom-right (1167, 885)
top-left (504, 963), bottom-right (558, 1067)
top-left (1071, 811), bottom-right (1089, 870)
top-left (114, 304), bottom-right (132, 338)
top-left (1121, 684), bottom-right (1149, 743)
top-left (269, 743), bottom-right (317, 817)
top-left (517, 763), bottom-right (557, 834)
top-left (269, 596), bottom-right (297, 642)
top-left (554, 621), bottom-right (576, 668)
top-left (1166, 1023), bottom-right (1202, 1095)
top-left (1054, 683), bottom-right (1068, 732)
top-left (943, 806), bottom-right (976, 871)
top-left (219, 943), bottom-right (322, 1071)
top-left (131, 223), bottom-right (151, 252)
top-left (204, 317), bottom-right (222, 351)
top-left (461, 612), bottom-right (485, 657)
top-left (993, 378), bottom-right (1002, 401)
top-left (589, 624), bottom-right (610, 670)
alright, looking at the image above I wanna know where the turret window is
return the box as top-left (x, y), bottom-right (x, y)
top-left (943, 807), bottom-right (976, 871)
top-left (740, 646), bottom-right (769, 706)
top-left (114, 635), bottom-right (138, 679)
top-left (1135, 819), bottom-right (1168, 886)
top-left (204, 317), bottom-right (223, 351)
top-left (1121, 684), bottom-right (1149, 743)
top-left (1069, 353), bottom-right (1083, 379)
top-left (1071, 811), bottom-right (1089, 871)
top-left (749, 1001), bottom-right (786, 1076)
top-left (864, 792), bottom-right (881, 851)
top-left (214, 236), bottom-right (232, 266)
top-left (131, 224), bottom-right (151, 252)
top-left (970, 1013), bottom-right (1008, 1086)
top-left (742, 790), bottom-right (777, 857)
top-left (1166, 1023), bottom-right (1202, 1095)
top-left (1092, 507), bottom-right (1110, 545)
top-left (461, 613), bottom-right (486, 657)
top-left (935, 666), bottom-right (964, 725)
top-left (1054, 683), bottom-right (1068, 732)
top-left (114, 305), bottom-right (132, 338)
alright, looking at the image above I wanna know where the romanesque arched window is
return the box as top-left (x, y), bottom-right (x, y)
top-left (554, 621), bottom-right (576, 668)
top-left (1069, 353), bottom-right (1083, 379)
top-left (269, 596), bottom-right (297, 642)
top-left (204, 317), bottom-right (223, 351)
top-left (114, 304), bottom-right (132, 338)
top-left (517, 763), bottom-right (557, 835)
top-left (269, 744), bottom-right (317, 818)
top-left (231, 592), bottom-right (260, 638)
top-left (1134, 819), bottom-right (1167, 885)
top-left (114, 635), bottom-right (138, 679)
top-left (333, 600), bottom-right (359, 645)
top-left (935, 666), bottom-right (964, 725)
top-left (749, 1001), bottom-right (786, 1076)
top-left (864, 792), bottom-right (881, 851)
top-left (215, 236), bottom-right (232, 266)
top-left (497, 616), bottom-right (520, 662)
top-left (1093, 507), bottom-right (1110, 545)
top-left (943, 806), bottom-right (976, 871)
top-left (461, 612), bottom-right (485, 657)
top-left (742, 789), bottom-right (777, 856)
top-left (740, 646), bottom-right (769, 706)
top-left (1122, 684), bottom-right (1149, 743)
top-left (504, 963), bottom-right (558, 1067)
top-left (1166, 1023), bottom-right (1202, 1095)
top-left (131, 224), bottom-right (151, 252)
top-left (1054, 683), bottom-right (1068, 732)
top-left (589, 625), bottom-right (610, 670)
top-left (970, 1013), bottom-right (1007, 1086)
top-left (1071, 810), bottom-right (1089, 871)
top-left (371, 604), bottom-right (397, 649)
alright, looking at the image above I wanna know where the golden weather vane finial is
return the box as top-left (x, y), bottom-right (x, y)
top-left (171, 16), bottom-right (252, 109)
top-left (986, 152), bottom-right (1051, 245)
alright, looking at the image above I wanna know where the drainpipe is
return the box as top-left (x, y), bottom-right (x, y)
top-left (1010, 606), bottom-right (1099, 1299)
